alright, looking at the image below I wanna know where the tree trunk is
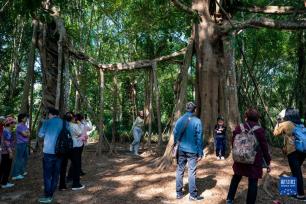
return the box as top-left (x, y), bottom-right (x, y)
top-left (28, 58), bottom-right (35, 153)
top-left (74, 67), bottom-right (81, 112)
top-left (152, 62), bottom-right (163, 147)
top-left (61, 50), bottom-right (70, 114)
top-left (96, 70), bottom-right (109, 155)
top-left (145, 69), bottom-right (154, 150)
top-left (55, 17), bottom-right (66, 111)
top-left (224, 37), bottom-right (240, 131)
top-left (154, 31), bottom-right (194, 169)
top-left (9, 17), bottom-right (24, 101)
top-left (20, 20), bottom-right (38, 114)
top-left (190, 0), bottom-right (243, 153)
top-left (223, 36), bottom-right (240, 155)
top-left (194, 4), bottom-right (225, 149)
top-left (131, 80), bottom-right (137, 122)
top-left (109, 76), bottom-right (119, 154)
top-left (296, 31), bottom-right (306, 120)
top-left (37, 7), bottom-right (69, 115)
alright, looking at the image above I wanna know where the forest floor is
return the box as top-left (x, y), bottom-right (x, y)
top-left (0, 143), bottom-right (305, 204)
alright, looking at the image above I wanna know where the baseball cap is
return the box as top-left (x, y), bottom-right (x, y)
top-left (186, 102), bottom-right (197, 112)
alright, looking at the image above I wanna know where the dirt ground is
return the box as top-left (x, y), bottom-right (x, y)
top-left (0, 144), bottom-right (305, 204)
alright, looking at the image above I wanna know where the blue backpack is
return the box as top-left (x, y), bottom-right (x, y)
top-left (293, 124), bottom-right (306, 153)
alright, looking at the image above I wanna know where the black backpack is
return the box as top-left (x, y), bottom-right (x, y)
top-left (55, 120), bottom-right (73, 157)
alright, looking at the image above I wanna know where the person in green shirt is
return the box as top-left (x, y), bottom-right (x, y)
top-left (130, 111), bottom-right (144, 155)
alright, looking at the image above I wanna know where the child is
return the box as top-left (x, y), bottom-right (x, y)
top-left (214, 116), bottom-right (226, 160)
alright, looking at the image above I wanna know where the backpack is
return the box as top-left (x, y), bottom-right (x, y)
top-left (232, 123), bottom-right (260, 164)
top-left (55, 120), bottom-right (73, 157)
top-left (293, 124), bottom-right (306, 153)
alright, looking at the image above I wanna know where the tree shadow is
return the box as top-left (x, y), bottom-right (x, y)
top-left (197, 175), bottom-right (217, 195)
top-left (182, 175), bottom-right (217, 196)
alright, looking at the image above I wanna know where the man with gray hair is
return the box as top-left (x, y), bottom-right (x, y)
top-left (174, 102), bottom-right (204, 201)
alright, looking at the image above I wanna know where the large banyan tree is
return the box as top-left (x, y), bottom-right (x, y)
top-left (20, 0), bottom-right (70, 115)
top-left (155, 0), bottom-right (306, 169)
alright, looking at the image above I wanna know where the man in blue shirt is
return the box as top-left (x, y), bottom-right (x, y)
top-left (174, 102), bottom-right (204, 201)
top-left (38, 107), bottom-right (63, 203)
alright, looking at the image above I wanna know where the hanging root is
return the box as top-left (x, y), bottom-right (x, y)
top-left (262, 173), bottom-right (274, 198)
top-left (151, 154), bottom-right (175, 171)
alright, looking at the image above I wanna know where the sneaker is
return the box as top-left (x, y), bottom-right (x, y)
top-left (72, 184), bottom-right (85, 191)
top-left (12, 175), bottom-right (24, 180)
top-left (23, 172), bottom-right (28, 176)
top-left (217, 156), bottom-right (221, 160)
top-left (38, 197), bottom-right (53, 203)
top-left (290, 195), bottom-right (306, 202)
top-left (189, 196), bottom-right (204, 201)
top-left (226, 199), bottom-right (234, 204)
top-left (221, 156), bottom-right (225, 160)
top-left (1, 183), bottom-right (14, 188)
top-left (176, 194), bottom-right (184, 199)
top-left (59, 186), bottom-right (68, 191)
top-left (129, 145), bottom-right (133, 152)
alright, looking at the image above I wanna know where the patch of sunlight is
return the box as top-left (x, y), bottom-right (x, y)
top-left (73, 194), bottom-right (94, 202)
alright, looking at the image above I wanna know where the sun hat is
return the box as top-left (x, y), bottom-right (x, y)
top-left (4, 117), bottom-right (16, 126)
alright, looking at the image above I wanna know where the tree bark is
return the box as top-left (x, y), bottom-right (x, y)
top-left (55, 17), bottom-right (66, 110)
top-left (130, 80), bottom-right (137, 122)
top-left (69, 47), bottom-right (186, 72)
top-left (152, 62), bottom-right (162, 147)
top-left (296, 31), bottom-right (306, 120)
top-left (61, 50), bottom-right (70, 114)
top-left (74, 67), bottom-right (81, 112)
top-left (36, 3), bottom-right (69, 114)
top-left (96, 70), bottom-right (109, 155)
top-left (20, 20), bottom-right (38, 114)
top-left (9, 16), bottom-right (24, 101)
top-left (146, 69), bottom-right (154, 150)
top-left (236, 5), bottom-right (306, 15)
top-left (109, 76), bottom-right (119, 154)
top-left (193, 0), bottom-right (225, 148)
top-left (224, 37), bottom-right (240, 131)
top-left (223, 18), bottom-right (306, 33)
top-left (38, 20), bottom-right (59, 112)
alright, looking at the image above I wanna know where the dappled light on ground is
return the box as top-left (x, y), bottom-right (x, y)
top-left (0, 144), bottom-right (305, 204)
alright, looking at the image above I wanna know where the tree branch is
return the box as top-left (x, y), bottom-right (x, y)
top-left (0, 0), bottom-right (10, 13)
top-left (69, 47), bottom-right (187, 72)
top-left (236, 5), bottom-right (306, 15)
top-left (222, 17), bottom-right (306, 33)
top-left (238, 17), bottom-right (306, 30)
top-left (170, 0), bottom-right (197, 15)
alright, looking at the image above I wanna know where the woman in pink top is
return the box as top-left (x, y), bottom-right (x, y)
top-left (0, 116), bottom-right (16, 188)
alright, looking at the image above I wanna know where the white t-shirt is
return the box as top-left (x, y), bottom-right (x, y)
top-left (69, 122), bottom-right (83, 147)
